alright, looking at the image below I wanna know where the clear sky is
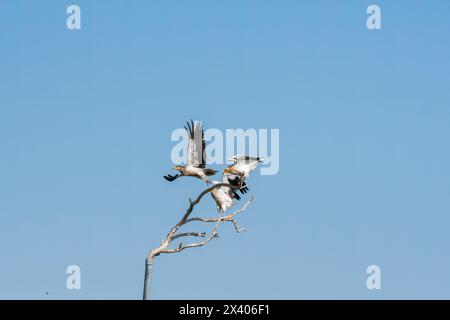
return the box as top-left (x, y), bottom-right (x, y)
top-left (1, 0), bottom-right (450, 299)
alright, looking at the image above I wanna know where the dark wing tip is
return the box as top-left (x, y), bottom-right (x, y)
top-left (239, 187), bottom-right (249, 194)
top-left (239, 180), bottom-right (249, 194)
top-left (185, 121), bottom-right (193, 138)
top-left (163, 174), bottom-right (179, 182)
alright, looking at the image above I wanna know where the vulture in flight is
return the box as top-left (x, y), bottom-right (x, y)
top-left (211, 156), bottom-right (264, 216)
top-left (164, 120), bottom-right (264, 215)
top-left (223, 155), bottom-right (263, 193)
top-left (163, 120), bottom-right (217, 184)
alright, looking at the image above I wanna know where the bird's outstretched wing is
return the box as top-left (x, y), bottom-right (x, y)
top-left (230, 155), bottom-right (263, 165)
top-left (229, 155), bottom-right (263, 176)
top-left (185, 120), bottom-right (206, 168)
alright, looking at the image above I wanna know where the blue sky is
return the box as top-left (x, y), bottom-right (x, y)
top-left (1, 0), bottom-right (450, 299)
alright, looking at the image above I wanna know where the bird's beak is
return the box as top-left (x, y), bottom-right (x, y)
top-left (172, 166), bottom-right (177, 170)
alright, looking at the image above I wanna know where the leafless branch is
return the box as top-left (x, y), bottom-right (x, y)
top-left (171, 232), bottom-right (207, 240)
top-left (185, 196), bottom-right (254, 233)
top-left (146, 183), bottom-right (252, 260)
top-left (160, 220), bottom-right (221, 254)
top-left (143, 185), bottom-right (254, 299)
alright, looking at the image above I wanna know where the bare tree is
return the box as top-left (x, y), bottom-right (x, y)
top-left (143, 183), bottom-right (253, 300)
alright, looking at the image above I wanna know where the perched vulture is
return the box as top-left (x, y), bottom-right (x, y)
top-left (210, 174), bottom-right (243, 216)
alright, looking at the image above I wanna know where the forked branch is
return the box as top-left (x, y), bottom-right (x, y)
top-left (143, 184), bottom-right (253, 299)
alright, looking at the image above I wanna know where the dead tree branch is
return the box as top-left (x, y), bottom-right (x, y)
top-left (185, 196), bottom-right (254, 233)
top-left (143, 184), bottom-right (253, 300)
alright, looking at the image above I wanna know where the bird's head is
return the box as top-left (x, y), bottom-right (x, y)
top-left (223, 167), bottom-right (233, 174)
top-left (172, 165), bottom-right (183, 171)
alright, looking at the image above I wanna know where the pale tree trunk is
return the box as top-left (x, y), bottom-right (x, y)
top-left (143, 256), bottom-right (154, 300)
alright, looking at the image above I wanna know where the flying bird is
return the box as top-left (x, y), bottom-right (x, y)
top-left (223, 155), bottom-right (263, 192)
top-left (210, 154), bottom-right (265, 216)
top-left (163, 120), bottom-right (217, 184)
top-left (210, 173), bottom-right (244, 218)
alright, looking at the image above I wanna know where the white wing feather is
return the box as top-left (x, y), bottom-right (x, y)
top-left (186, 121), bottom-right (206, 167)
top-left (229, 155), bottom-right (263, 178)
